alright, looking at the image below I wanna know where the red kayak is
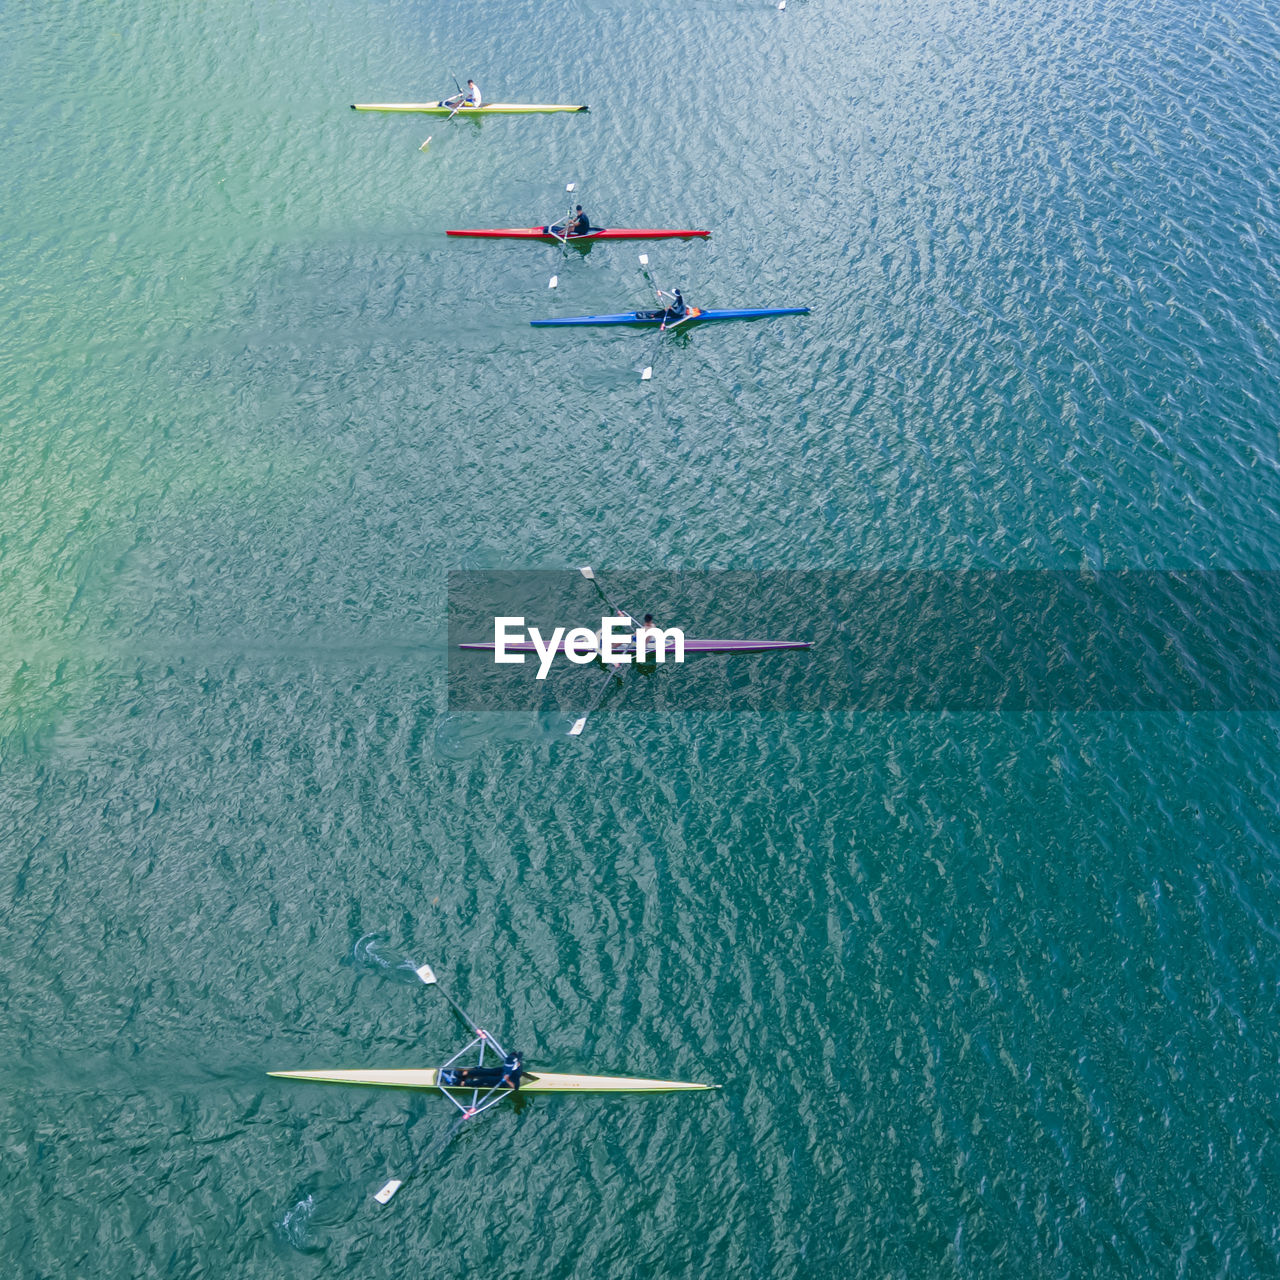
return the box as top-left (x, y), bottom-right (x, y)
top-left (446, 227), bottom-right (710, 241)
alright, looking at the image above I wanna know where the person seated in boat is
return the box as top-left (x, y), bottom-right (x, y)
top-left (440, 1051), bottom-right (524, 1090)
top-left (499, 1051), bottom-right (523, 1090)
top-left (444, 79), bottom-right (482, 109)
top-left (665, 288), bottom-right (687, 321)
top-left (547, 206), bottom-right (591, 238)
top-left (594, 613), bottom-right (633, 666)
top-left (634, 614), bottom-right (665, 660)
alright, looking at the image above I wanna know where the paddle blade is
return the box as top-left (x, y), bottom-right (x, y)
top-left (579, 566), bottom-right (596, 580)
top-left (641, 367), bottom-right (653, 381)
top-left (638, 254), bottom-right (649, 266)
top-left (777, 0), bottom-right (786, 8)
top-left (549, 275), bottom-right (558, 289)
top-left (566, 182), bottom-right (576, 192)
top-left (415, 963), bottom-right (438, 985)
top-left (374, 1179), bottom-right (403, 1205)
top-left (419, 136), bottom-right (432, 152)
top-left (568, 716), bottom-right (588, 737)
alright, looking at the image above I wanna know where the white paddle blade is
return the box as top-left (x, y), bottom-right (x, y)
top-left (579, 566), bottom-right (595, 580)
top-left (568, 716), bottom-right (589, 737)
top-left (549, 275), bottom-right (558, 289)
top-left (374, 1179), bottom-right (403, 1205)
top-left (566, 183), bottom-right (576, 192)
top-left (419, 136), bottom-right (432, 152)
top-left (641, 367), bottom-right (653, 381)
top-left (638, 254), bottom-right (649, 266)
top-left (415, 963), bottom-right (438, 985)
top-left (777, 0), bottom-right (786, 9)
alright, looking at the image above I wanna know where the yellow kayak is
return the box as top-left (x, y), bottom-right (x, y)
top-left (269, 1067), bottom-right (716, 1092)
top-left (351, 102), bottom-right (588, 114)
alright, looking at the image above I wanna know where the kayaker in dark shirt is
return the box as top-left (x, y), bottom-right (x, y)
top-left (548, 206), bottom-right (591, 238)
top-left (440, 1050), bottom-right (524, 1090)
top-left (666, 288), bottom-right (687, 321)
top-left (500, 1051), bottom-right (524, 1091)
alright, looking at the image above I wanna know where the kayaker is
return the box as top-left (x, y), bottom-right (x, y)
top-left (634, 614), bottom-right (665, 660)
top-left (595, 614), bottom-right (632, 665)
top-left (547, 206), bottom-right (591, 238)
top-left (665, 288), bottom-right (687, 321)
top-left (499, 1051), bottom-right (524, 1092)
top-left (444, 79), bottom-right (482, 109)
top-left (440, 1049), bottom-right (523, 1090)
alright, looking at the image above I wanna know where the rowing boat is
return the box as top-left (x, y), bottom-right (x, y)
top-left (271, 960), bottom-right (716, 1203)
top-left (269, 1067), bottom-right (714, 1092)
top-left (459, 639), bottom-right (811, 654)
top-left (351, 102), bottom-right (588, 114)
top-left (447, 227), bottom-right (710, 241)
top-left (531, 306), bottom-right (809, 327)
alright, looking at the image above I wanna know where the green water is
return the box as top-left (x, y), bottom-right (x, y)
top-left (5, 0), bottom-right (1280, 1274)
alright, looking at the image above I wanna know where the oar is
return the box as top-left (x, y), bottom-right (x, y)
top-left (373, 1106), bottom-right (475, 1205)
top-left (637, 256), bottom-right (668, 380)
top-left (568, 565), bottom-right (639, 733)
top-left (411, 961), bottom-right (495, 1044)
top-left (548, 182), bottom-right (576, 288)
top-left (568, 665), bottom-right (624, 737)
top-left (578, 565), bottom-right (634, 625)
top-left (371, 959), bottom-right (496, 1206)
top-left (444, 73), bottom-right (468, 120)
top-left (638, 253), bottom-right (659, 297)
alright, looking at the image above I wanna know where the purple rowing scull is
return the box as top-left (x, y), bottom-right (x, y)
top-left (458, 639), bottom-right (811, 655)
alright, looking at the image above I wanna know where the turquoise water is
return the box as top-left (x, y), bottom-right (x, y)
top-left (5, 0), bottom-right (1280, 1274)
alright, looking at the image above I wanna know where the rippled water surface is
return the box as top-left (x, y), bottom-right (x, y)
top-left (5, 0), bottom-right (1280, 1275)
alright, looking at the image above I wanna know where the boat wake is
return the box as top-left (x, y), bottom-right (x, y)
top-left (434, 712), bottom-right (549, 759)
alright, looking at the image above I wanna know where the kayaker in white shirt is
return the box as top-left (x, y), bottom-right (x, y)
top-left (444, 79), bottom-right (482, 109)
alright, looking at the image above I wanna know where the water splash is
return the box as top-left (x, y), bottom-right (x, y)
top-left (274, 1194), bottom-right (320, 1254)
top-left (350, 933), bottom-right (425, 984)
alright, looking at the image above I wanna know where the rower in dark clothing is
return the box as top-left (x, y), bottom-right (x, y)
top-left (665, 288), bottom-right (687, 321)
top-left (439, 1051), bottom-right (524, 1091)
top-left (500, 1051), bottom-right (524, 1091)
top-left (547, 206), bottom-right (591, 238)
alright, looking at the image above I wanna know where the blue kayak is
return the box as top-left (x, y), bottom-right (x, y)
top-left (530, 306), bottom-right (810, 328)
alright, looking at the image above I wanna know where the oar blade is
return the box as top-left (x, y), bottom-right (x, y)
top-left (374, 1179), bottom-right (403, 1205)
top-left (419, 136), bottom-right (432, 152)
top-left (579, 566), bottom-right (595, 580)
top-left (415, 963), bottom-right (438, 985)
top-left (641, 367), bottom-right (653, 381)
top-left (548, 275), bottom-right (558, 289)
top-left (568, 716), bottom-right (589, 737)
